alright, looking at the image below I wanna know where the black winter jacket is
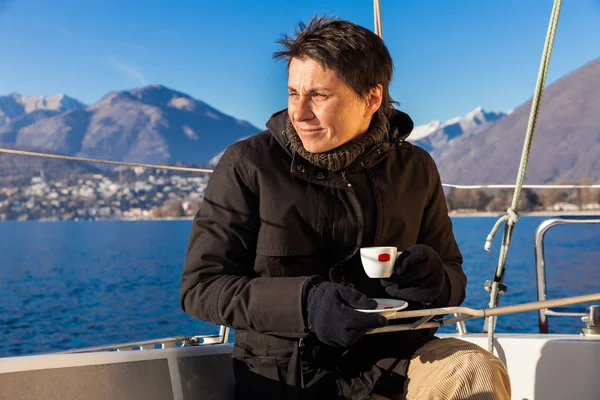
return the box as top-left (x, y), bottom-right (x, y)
top-left (181, 108), bottom-right (465, 399)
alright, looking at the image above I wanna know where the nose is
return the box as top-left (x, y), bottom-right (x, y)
top-left (290, 96), bottom-right (314, 122)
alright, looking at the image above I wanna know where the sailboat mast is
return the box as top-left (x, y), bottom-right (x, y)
top-left (374, 0), bottom-right (383, 39)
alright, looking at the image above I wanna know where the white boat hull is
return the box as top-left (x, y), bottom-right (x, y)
top-left (1, 333), bottom-right (599, 399)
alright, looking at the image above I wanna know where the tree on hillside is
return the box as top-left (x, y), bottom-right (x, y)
top-left (538, 187), bottom-right (568, 210)
top-left (446, 188), bottom-right (491, 211)
top-left (162, 198), bottom-right (184, 218)
top-left (184, 198), bottom-right (203, 216)
top-left (576, 178), bottom-right (598, 209)
top-left (486, 188), bottom-right (540, 212)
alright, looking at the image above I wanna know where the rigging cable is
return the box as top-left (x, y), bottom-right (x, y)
top-left (483, 0), bottom-right (563, 353)
top-left (1, 146), bottom-right (596, 189)
top-left (1, 148), bottom-right (598, 189)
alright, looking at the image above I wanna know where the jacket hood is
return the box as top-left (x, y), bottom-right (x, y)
top-left (266, 108), bottom-right (415, 154)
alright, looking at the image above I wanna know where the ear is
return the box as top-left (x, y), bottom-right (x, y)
top-left (364, 84), bottom-right (383, 117)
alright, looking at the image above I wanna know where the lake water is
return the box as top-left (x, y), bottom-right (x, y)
top-left (1, 216), bottom-right (598, 357)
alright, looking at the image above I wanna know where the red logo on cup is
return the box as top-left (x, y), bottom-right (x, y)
top-left (378, 253), bottom-right (391, 262)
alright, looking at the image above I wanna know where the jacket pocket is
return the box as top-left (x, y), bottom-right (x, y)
top-left (255, 200), bottom-right (323, 256)
top-left (233, 337), bottom-right (294, 392)
top-left (233, 355), bottom-right (290, 399)
top-left (254, 217), bottom-right (329, 277)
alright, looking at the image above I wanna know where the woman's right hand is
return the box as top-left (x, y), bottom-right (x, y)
top-left (303, 277), bottom-right (388, 347)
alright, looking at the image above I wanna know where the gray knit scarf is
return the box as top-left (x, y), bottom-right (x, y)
top-left (286, 110), bottom-right (390, 172)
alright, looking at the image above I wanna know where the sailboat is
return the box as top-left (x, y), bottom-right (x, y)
top-left (0, 1), bottom-right (599, 399)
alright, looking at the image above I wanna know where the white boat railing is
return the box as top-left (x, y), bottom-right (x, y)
top-left (60, 326), bottom-right (230, 353)
top-left (58, 290), bottom-right (600, 353)
top-left (366, 216), bottom-right (600, 335)
top-left (534, 216), bottom-right (600, 333)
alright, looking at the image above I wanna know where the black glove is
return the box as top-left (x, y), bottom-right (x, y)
top-left (380, 244), bottom-right (448, 306)
top-left (303, 276), bottom-right (388, 347)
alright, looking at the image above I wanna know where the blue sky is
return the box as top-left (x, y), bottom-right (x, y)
top-left (0, 0), bottom-right (599, 128)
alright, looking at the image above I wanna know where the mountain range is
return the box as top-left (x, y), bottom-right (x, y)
top-left (410, 107), bottom-right (506, 157)
top-left (0, 85), bottom-right (261, 171)
top-left (1, 56), bottom-right (599, 185)
top-left (431, 57), bottom-right (600, 185)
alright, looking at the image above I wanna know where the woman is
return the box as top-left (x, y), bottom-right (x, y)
top-left (181, 15), bottom-right (510, 400)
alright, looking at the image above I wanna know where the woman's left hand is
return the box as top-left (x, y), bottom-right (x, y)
top-left (380, 244), bottom-right (448, 306)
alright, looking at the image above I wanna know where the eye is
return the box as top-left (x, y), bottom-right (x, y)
top-left (312, 93), bottom-right (327, 99)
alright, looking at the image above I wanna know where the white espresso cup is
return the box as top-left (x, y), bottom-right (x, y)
top-left (359, 246), bottom-right (401, 278)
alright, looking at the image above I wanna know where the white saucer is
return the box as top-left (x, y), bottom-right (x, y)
top-left (356, 298), bottom-right (408, 318)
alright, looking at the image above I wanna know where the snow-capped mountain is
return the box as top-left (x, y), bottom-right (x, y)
top-left (0, 93), bottom-right (86, 127)
top-left (409, 120), bottom-right (443, 141)
top-left (409, 107), bottom-right (506, 153)
top-left (436, 57), bottom-right (600, 185)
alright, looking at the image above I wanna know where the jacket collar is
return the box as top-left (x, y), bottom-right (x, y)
top-left (265, 108), bottom-right (415, 186)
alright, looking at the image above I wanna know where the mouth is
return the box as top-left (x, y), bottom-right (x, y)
top-left (296, 127), bottom-right (325, 137)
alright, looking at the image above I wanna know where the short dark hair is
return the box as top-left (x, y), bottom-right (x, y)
top-left (274, 15), bottom-right (396, 117)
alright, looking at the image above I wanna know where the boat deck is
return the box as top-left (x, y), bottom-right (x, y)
top-left (1, 333), bottom-right (599, 400)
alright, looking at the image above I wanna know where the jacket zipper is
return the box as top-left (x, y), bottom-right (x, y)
top-left (334, 170), bottom-right (363, 284)
top-left (340, 171), bottom-right (352, 189)
top-left (331, 146), bottom-right (391, 280)
top-left (367, 168), bottom-right (384, 246)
